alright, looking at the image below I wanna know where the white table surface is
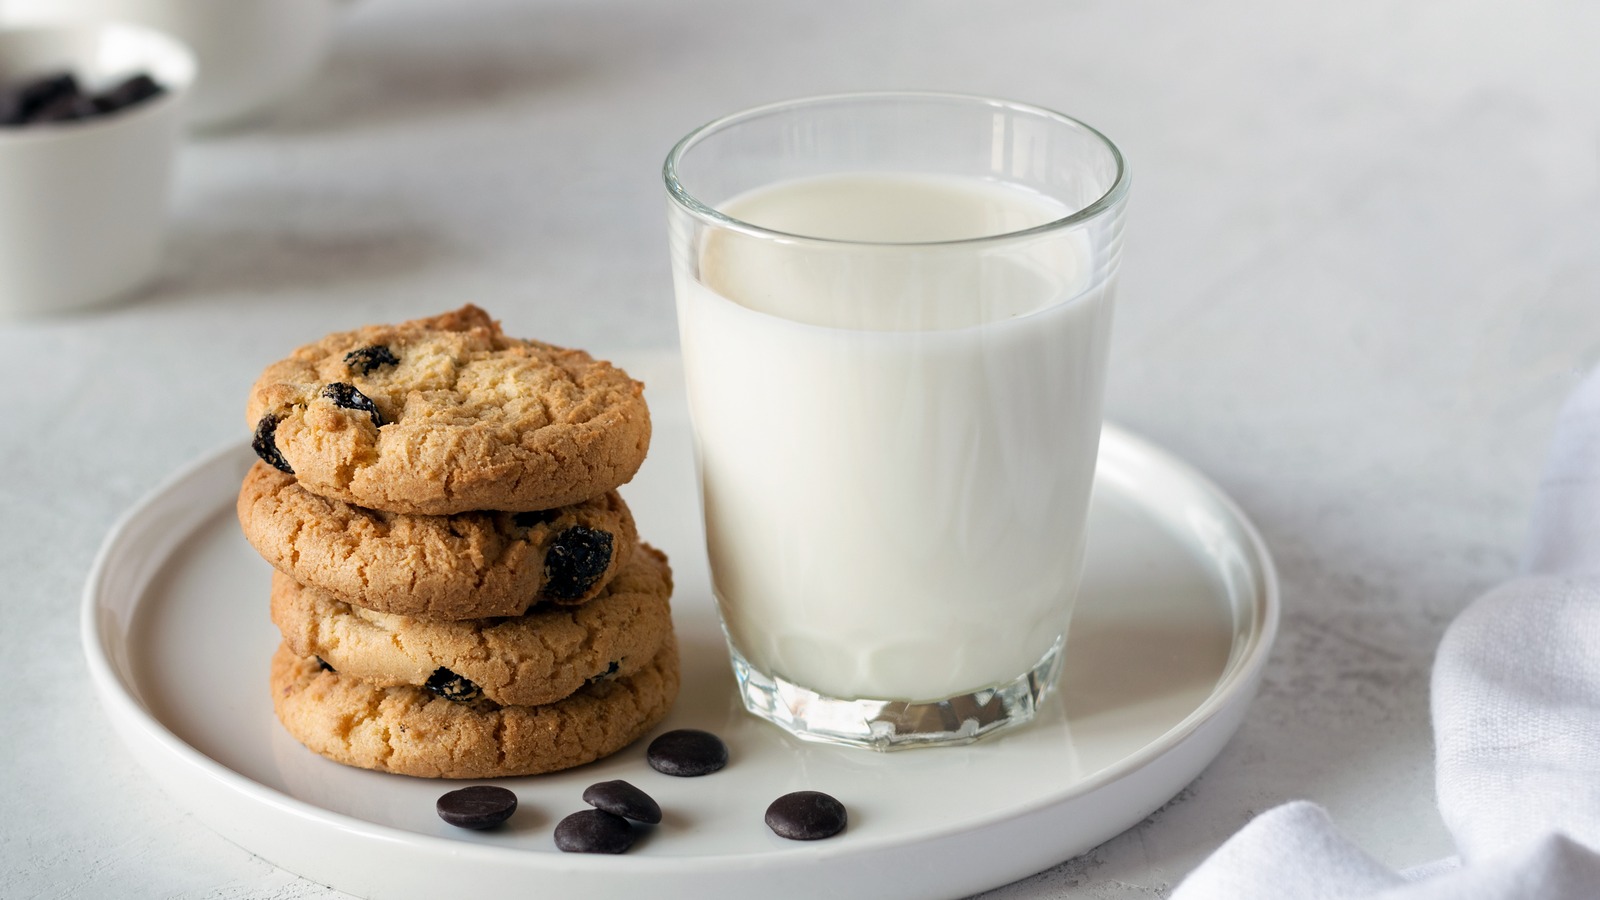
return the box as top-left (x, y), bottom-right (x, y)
top-left (3, 0), bottom-right (1597, 896)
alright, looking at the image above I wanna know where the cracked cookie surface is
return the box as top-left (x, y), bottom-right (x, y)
top-left (245, 305), bottom-right (651, 515)
top-left (270, 544), bottom-right (673, 706)
top-left (270, 637), bottom-right (679, 779)
top-left (239, 462), bottom-right (638, 618)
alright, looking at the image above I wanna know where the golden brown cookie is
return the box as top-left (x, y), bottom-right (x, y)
top-left (270, 637), bottom-right (679, 779)
top-left (246, 305), bottom-right (651, 515)
top-left (238, 462), bottom-right (638, 618)
top-left (270, 544), bottom-right (674, 707)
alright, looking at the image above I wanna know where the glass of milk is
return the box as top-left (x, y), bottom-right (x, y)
top-left (664, 93), bottom-right (1128, 749)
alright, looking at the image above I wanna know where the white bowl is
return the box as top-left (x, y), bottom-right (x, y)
top-left (0, 0), bottom-right (350, 129)
top-left (0, 23), bottom-right (194, 317)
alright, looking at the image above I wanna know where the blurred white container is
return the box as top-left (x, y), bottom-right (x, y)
top-left (0, 0), bottom-right (349, 129)
top-left (0, 23), bottom-right (194, 317)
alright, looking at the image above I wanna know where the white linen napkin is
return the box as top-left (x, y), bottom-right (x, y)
top-left (1172, 365), bottom-right (1600, 900)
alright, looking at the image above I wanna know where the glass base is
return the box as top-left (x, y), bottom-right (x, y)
top-left (728, 638), bottom-right (1065, 751)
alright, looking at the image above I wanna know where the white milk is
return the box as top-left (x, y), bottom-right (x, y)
top-left (676, 173), bottom-right (1114, 701)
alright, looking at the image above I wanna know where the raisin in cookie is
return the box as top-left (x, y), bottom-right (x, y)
top-left (246, 305), bottom-right (651, 515)
top-left (270, 638), bottom-right (679, 779)
top-left (270, 544), bottom-right (673, 707)
top-left (239, 462), bottom-right (637, 618)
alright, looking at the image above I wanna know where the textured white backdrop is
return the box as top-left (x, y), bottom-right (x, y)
top-left (0, 0), bottom-right (1596, 897)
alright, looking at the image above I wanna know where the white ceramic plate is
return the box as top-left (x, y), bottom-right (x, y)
top-left (83, 355), bottom-right (1278, 900)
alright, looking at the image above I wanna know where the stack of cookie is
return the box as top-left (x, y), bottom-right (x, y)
top-left (236, 306), bottom-right (678, 779)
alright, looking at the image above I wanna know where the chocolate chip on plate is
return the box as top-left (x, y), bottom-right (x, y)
top-left (646, 729), bottom-right (728, 777)
top-left (582, 780), bottom-right (661, 825)
top-left (554, 809), bottom-right (635, 854)
top-left (436, 785), bottom-right (517, 830)
top-left (765, 791), bottom-right (847, 841)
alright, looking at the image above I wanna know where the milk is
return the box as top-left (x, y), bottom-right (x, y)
top-left (675, 173), bottom-right (1115, 702)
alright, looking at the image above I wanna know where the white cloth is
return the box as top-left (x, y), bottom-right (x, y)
top-left (1173, 366), bottom-right (1600, 900)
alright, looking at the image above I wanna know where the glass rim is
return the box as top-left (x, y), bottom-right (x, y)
top-left (662, 91), bottom-right (1129, 248)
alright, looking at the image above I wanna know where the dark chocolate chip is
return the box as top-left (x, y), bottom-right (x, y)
top-left (27, 91), bottom-right (95, 123)
top-left (436, 785), bottom-right (517, 830)
top-left (646, 729), bottom-right (728, 777)
top-left (424, 667), bottom-right (482, 702)
top-left (3, 71), bottom-right (165, 126)
top-left (512, 508), bottom-right (560, 529)
top-left (93, 74), bottom-right (164, 114)
top-left (553, 809), bottom-right (635, 854)
top-left (0, 84), bottom-right (24, 125)
top-left (315, 656), bottom-right (335, 672)
top-left (16, 73), bottom-right (79, 121)
top-left (582, 780), bottom-right (661, 824)
top-left (252, 414), bottom-right (294, 473)
top-left (765, 791), bottom-right (847, 841)
top-left (585, 660), bottom-right (621, 685)
top-left (343, 345), bottom-right (399, 375)
top-left (321, 382), bottom-right (384, 428)
top-left (543, 526), bottom-right (613, 599)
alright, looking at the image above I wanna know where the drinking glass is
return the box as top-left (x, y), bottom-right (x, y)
top-left (665, 92), bottom-right (1128, 749)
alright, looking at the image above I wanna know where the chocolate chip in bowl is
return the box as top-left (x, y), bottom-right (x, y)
top-left (94, 73), bottom-right (166, 114)
top-left (0, 23), bottom-right (194, 318)
top-left (0, 0), bottom-right (353, 130)
top-left (0, 72), bottom-right (77, 124)
top-left (0, 70), bottom-right (167, 127)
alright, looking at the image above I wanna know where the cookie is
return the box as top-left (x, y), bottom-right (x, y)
top-left (239, 462), bottom-right (638, 618)
top-left (270, 544), bottom-right (674, 707)
top-left (245, 305), bottom-right (651, 515)
top-left (270, 637), bottom-right (680, 779)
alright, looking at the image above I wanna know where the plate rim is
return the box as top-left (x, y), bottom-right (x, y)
top-left (81, 423), bottom-right (1280, 874)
